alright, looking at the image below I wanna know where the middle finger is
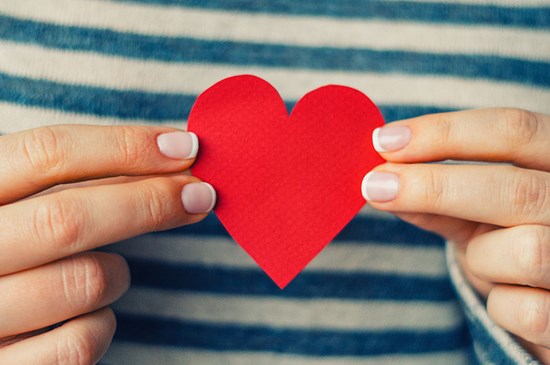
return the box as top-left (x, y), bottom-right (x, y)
top-left (363, 163), bottom-right (550, 227)
top-left (0, 175), bottom-right (215, 276)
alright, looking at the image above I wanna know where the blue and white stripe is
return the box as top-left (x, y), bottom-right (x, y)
top-left (1, 0), bottom-right (548, 363)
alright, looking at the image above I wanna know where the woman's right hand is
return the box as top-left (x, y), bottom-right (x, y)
top-left (0, 124), bottom-right (215, 364)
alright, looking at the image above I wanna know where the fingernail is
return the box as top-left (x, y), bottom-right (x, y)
top-left (157, 131), bottom-right (198, 159)
top-left (361, 171), bottom-right (399, 202)
top-left (181, 182), bottom-right (216, 214)
top-left (373, 125), bottom-right (411, 152)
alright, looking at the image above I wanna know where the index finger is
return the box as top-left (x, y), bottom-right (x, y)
top-left (0, 125), bottom-right (198, 205)
top-left (375, 108), bottom-right (550, 172)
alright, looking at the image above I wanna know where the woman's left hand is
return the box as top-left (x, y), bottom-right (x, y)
top-left (362, 108), bottom-right (550, 362)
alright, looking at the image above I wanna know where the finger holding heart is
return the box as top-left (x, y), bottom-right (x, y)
top-left (362, 108), bottom-right (550, 358)
top-left (363, 108), bottom-right (550, 241)
top-left (0, 124), bottom-right (216, 364)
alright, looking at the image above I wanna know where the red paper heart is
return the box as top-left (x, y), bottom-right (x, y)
top-left (188, 75), bottom-right (385, 288)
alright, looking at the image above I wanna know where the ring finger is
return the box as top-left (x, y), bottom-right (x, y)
top-left (466, 225), bottom-right (550, 289)
top-left (0, 252), bottom-right (129, 339)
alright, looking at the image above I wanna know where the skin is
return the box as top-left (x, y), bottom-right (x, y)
top-left (1, 109), bottom-right (549, 362)
top-left (368, 108), bottom-right (550, 362)
top-left (0, 125), bottom-right (209, 364)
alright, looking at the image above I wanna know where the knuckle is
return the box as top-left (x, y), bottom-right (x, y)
top-left (422, 168), bottom-right (446, 211)
top-left (434, 114), bottom-right (453, 148)
top-left (33, 195), bottom-right (84, 252)
top-left (112, 126), bottom-right (153, 167)
top-left (20, 126), bottom-right (67, 173)
top-left (509, 170), bottom-right (548, 219)
top-left (59, 253), bottom-right (108, 310)
top-left (501, 108), bottom-right (540, 146)
top-left (56, 327), bottom-right (97, 365)
top-left (518, 292), bottom-right (550, 339)
top-left (513, 227), bottom-right (550, 285)
top-left (139, 180), bottom-right (173, 230)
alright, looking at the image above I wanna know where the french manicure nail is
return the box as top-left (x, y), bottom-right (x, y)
top-left (157, 131), bottom-right (199, 159)
top-left (181, 182), bottom-right (216, 214)
top-left (361, 171), bottom-right (399, 202)
top-left (373, 125), bottom-right (411, 152)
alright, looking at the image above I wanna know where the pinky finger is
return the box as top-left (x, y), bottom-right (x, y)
top-left (0, 307), bottom-right (116, 365)
top-left (488, 285), bottom-right (550, 349)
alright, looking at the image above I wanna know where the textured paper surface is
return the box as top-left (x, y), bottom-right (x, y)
top-left (188, 75), bottom-right (385, 288)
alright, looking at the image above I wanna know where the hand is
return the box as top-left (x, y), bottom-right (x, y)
top-left (0, 125), bottom-right (216, 364)
top-left (361, 108), bottom-right (550, 362)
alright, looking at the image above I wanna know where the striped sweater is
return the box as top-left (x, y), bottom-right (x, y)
top-left (1, 1), bottom-right (549, 364)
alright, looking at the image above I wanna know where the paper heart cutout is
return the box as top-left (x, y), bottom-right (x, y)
top-left (188, 75), bottom-right (385, 288)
